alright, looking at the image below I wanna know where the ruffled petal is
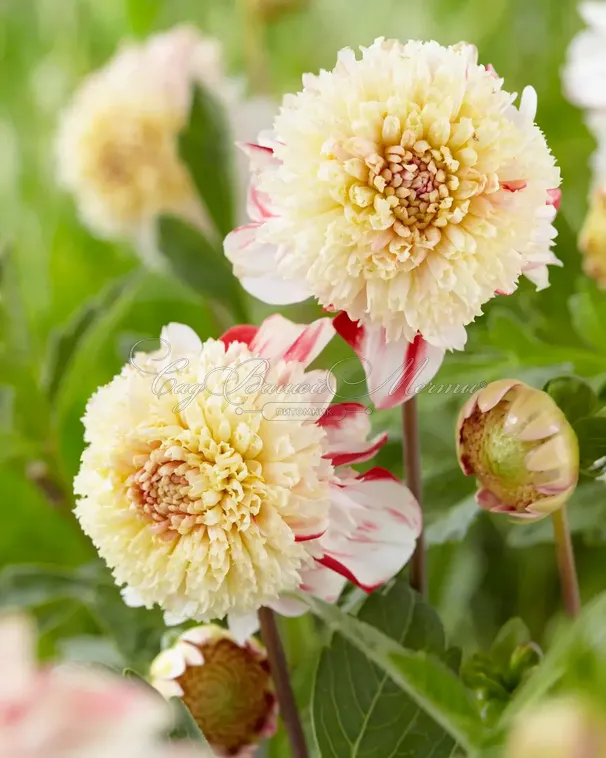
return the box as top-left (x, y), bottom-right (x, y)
top-left (333, 314), bottom-right (445, 409)
top-left (227, 613), bottom-right (260, 644)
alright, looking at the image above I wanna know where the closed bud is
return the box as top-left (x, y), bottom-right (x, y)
top-left (580, 187), bottom-right (606, 290)
top-left (150, 625), bottom-right (277, 757)
top-left (456, 380), bottom-right (579, 522)
top-left (507, 697), bottom-right (606, 758)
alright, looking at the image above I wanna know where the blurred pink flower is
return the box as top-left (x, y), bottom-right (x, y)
top-left (0, 615), bottom-right (211, 758)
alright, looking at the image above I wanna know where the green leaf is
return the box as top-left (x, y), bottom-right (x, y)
top-left (543, 376), bottom-right (599, 425)
top-left (490, 619), bottom-right (532, 669)
top-left (0, 563), bottom-right (164, 669)
top-left (170, 697), bottom-right (211, 746)
top-left (570, 280), bottom-right (606, 355)
top-left (305, 585), bottom-right (485, 754)
top-left (179, 85), bottom-right (236, 238)
top-left (157, 216), bottom-right (247, 322)
top-left (573, 417), bottom-right (606, 476)
top-left (43, 273), bottom-right (136, 400)
top-left (426, 496), bottom-right (480, 545)
top-left (126, 0), bottom-right (163, 36)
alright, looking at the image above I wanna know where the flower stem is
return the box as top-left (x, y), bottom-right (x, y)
top-left (552, 506), bottom-right (581, 618)
top-left (239, 0), bottom-right (271, 94)
top-left (402, 397), bottom-right (426, 596)
top-left (258, 607), bottom-right (309, 758)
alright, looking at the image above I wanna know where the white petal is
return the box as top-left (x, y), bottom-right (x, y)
top-left (299, 562), bottom-right (348, 603)
top-left (121, 585), bottom-right (146, 608)
top-left (159, 323), bottom-right (202, 359)
top-left (227, 612), bottom-right (259, 644)
top-left (149, 647), bottom-right (187, 681)
top-left (241, 274), bottom-right (312, 305)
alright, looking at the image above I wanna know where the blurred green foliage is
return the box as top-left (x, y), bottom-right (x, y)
top-left (1, 0), bottom-right (606, 754)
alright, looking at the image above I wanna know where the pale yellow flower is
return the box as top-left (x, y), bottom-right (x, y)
top-left (226, 39), bottom-right (561, 355)
top-left (75, 316), bottom-right (420, 632)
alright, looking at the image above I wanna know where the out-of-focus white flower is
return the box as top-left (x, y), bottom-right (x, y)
top-left (74, 314), bottom-right (421, 634)
top-left (225, 38), bottom-right (561, 406)
top-left (507, 696), bottom-right (606, 758)
top-left (563, 2), bottom-right (606, 115)
top-left (0, 614), bottom-right (211, 758)
top-left (150, 625), bottom-right (276, 757)
top-left (56, 26), bottom-right (276, 260)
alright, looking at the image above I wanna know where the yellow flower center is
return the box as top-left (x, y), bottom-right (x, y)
top-left (127, 438), bottom-right (267, 538)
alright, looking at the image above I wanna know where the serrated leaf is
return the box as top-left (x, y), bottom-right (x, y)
top-left (157, 216), bottom-right (247, 322)
top-left (179, 86), bottom-right (235, 238)
top-left (306, 584), bottom-right (485, 754)
top-left (573, 417), bottom-right (606, 475)
top-left (544, 376), bottom-right (599, 425)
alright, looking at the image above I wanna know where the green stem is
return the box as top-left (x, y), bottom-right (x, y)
top-left (552, 506), bottom-right (581, 618)
top-left (402, 397), bottom-right (426, 596)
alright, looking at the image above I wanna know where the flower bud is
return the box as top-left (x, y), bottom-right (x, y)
top-left (456, 380), bottom-right (579, 521)
top-left (150, 625), bottom-right (277, 757)
top-left (507, 697), bottom-right (606, 758)
top-left (580, 187), bottom-right (606, 290)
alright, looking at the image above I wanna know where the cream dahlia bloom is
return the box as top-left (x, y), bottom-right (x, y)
top-left (56, 26), bottom-right (275, 257)
top-left (74, 315), bottom-right (421, 635)
top-left (0, 614), bottom-right (210, 758)
top-left (150, 625), bottom-right (277, 757)
top-left (225, 38), bottom-right (561, 405)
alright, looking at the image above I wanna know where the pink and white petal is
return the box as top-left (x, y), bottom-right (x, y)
top-left (315, 469), bottom-right (422, 592)
top-left (318, 402), bottom-right (387, 466)
top-left (237, 141), bottom-right (278, 172)
top-left (251, 315), bottom-right (333, 367)
top-left (0, 615), bottom-right (35, 701)
top-left (223, 223), bottom-right (279, 276)
top-left (247, 181), bottom-right (274, 222)
top-left (220, 324), bottom-right (259, 349)
top-left (227, 613), bottom-right (260, 645)
top-left (299, 561), bottom-right (348, 604)
top-left (333, 313), bottom-right (445, 410)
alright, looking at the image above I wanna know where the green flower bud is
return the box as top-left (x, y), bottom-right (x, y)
top-left (150, 625), bottom-right (277, 757)
top-left (456, 380), bottom-right (579, 522)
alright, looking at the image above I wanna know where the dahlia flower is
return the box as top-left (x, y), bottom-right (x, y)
top-left (74, 314), bottom-right (421, 636)
top-left (563, 2), bottom-right (606, 114)
top-left (456, 380), bottom-right (579, 522)
top-left (0, 614), bottom-right (210, 758)
top-left (150, 625), bottom-right (276, 757)
top-left (225, 38), bottom-right (561, 407)
top-left (56, 26), bottom-right (275, 257)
